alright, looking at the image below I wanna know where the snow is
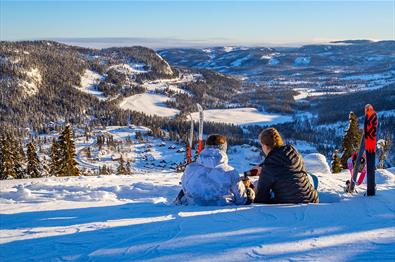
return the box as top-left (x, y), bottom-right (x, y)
top-left (108, 63), bottom-right (148, 75)
top-left (1, 153), bottom-right (395, 261)
top-left (294, 56), bottom-right (311, 66)
top-left (155, 53), bottom-right (174, 75)
top-left (18, 68), bottom-right (42, 96)
top-left (293, 88), bottom-right (341, 101)
top-left (230, 55), bottom-right (251, 67)
top-left (260, 53), bottom-right (279, 61)
top-left (119, 92), bottom-right (180, 118)
top-left (224, 46), bottom-right (235, 52)
top-left (191, 108), bottom-right (293, 126)
top-left (143, 78), bottom-right (189, 95)
top-left (343, 70), bottom-right (395, 81)
top-left (77, 69), bottom-right (106, 100)
top-left (268, 58), bottom-right (280, 65)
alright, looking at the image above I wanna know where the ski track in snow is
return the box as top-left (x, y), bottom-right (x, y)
top-left (1, 158), bottom-right (394, 261)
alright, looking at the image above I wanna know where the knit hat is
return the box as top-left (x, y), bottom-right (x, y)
top-left (205, 134), bottom-right (228, 152)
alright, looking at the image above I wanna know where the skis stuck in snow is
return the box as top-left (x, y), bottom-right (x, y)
top-left (346, 104), bottom-right (378, 196)
top-left (196, 103), bottom-right (204, 154)
top-left (187, 114), bottom-right (194, 164)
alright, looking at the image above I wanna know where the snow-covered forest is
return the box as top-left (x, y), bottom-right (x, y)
top-left (1, 39), bottom-right (395, 261)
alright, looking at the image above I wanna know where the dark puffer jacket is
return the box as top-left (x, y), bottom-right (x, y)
top-left (254, 145), bottom-right (319, 204)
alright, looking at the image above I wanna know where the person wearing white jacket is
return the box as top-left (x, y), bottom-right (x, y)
top-left (179, 134), bottom-right (254, 206)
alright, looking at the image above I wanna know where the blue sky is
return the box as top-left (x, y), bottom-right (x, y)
top-left (1, 1), bottom-right (394, 46)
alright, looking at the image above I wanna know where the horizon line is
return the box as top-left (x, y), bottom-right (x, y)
top-left (1, 36), bottom-right (392, 49)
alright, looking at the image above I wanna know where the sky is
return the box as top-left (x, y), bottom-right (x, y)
top-left (1, 0), bottom-right (394, 47)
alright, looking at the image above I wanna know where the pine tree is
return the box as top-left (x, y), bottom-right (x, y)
top-left (331, 149), bottom-right (343, 173)
top-left (86, 147), bottom-right (91, 158)
top-left (41, 156), bottom-right (50, 177)
top-left (117, 155), bottom-right (127, 175)
top-left (340, 112), bottom-right (362, 168)
top-left (0, 137), bottom-right (17, 179)
top-left (126, 160), bottom-right (132, 175)
top-left (14, 140), bottom-right (26, 179)
top-left (378, 138), bottom-right (392, 169)
top-left (50, 138), bottom-right (61, 176)
top-left (27, 141), bottom-right (41, 178)
top-left (57, 124), bottom-right (80, 177)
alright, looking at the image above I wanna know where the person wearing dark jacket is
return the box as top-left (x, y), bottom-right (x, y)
top-left (249, 127), bottom-right (319, 204)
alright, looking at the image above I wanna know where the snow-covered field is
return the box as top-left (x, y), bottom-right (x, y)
top-left (120, 91), bottom-right (293, 126)
top-left (120, 92), bottom-right (180, 118)
top-left (191, 108), bottom-right (293, 126)
top-left (1, 153), bottom-right (394, 261)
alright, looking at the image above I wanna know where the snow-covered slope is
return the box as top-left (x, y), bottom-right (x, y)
top-left (1, 153), bottom-right (394, 261)
top-left (18, 68), bottom-right (42, 97)
top-left (77, 69), bottom-right (106, 100)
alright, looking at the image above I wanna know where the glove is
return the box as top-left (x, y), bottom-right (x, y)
top-left (245, 187), bottom-right (255, 205)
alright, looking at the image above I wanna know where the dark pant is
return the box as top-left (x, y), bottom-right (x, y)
top-left (366, 151), bottom-right (376, 196)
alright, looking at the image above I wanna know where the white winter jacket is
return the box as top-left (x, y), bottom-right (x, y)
top-left (181, 147), bottom-right (248, 206)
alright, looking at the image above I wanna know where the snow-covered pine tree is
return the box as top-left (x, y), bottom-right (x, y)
top-left (14, 140), bottom-right (26, 179)
top-left (331, 149), bottom-right (343, 173)
top-left (0, 136), bottom-right (17, 179)
top-left (117, 155), bottom-right (127, 175)
top-left (27, 141), bottom-right (41, 178)
top-left (85, 147), bottom-right (92, 158)
top-left (126, 160), bottom-right (132, 175)
top-left (340, 112), bottom-right (362, 168)
top-left (378, 138), bottom-right (391, 169)
top-left (50, 138), bottom-right (61, 176)
top-left (57, 124), bottom-right (80, 176)
top-left (99, 165), bottom-right (110, 175)
top-left (41, 156), bottom-right (50, 177)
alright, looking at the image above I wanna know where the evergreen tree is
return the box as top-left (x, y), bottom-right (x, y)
top-left (13, 140), bottom-right (26, 179)
top-left (117, 155), bottom-right (127, 175)
top-left (340, 112), bottom-right (362, 168)
top-left (50, 138), bottom-right (61, 176)
top-left (126, 160), bottom-right (132, 175)
top-left (0, 137), bottom-right (17, 179)
top-left (41, 156), bottom-right (51, 177)
top-left (86, 147), bottom-right (92, 158)
top-left (27, 141), bottom-right (41, 178)
top-left (57, 124), bottom-right (80, 176)
top-left (378, 138), bottom-right (392, 169)
top-left (331, 149), bottom-right (343, 173)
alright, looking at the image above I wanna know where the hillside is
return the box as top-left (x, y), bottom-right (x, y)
top-left (1, 40), bottom-right (394, 164)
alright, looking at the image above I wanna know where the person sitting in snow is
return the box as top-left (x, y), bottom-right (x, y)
top-left (245, 127), bottom-right (319, 204)
top-left (178, 134), bottom-right (255, 206)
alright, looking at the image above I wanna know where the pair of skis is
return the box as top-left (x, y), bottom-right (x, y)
top-left (346, 105), bottom-right (378, 196)
top-left (187, 104), bottom-right (204, 164)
